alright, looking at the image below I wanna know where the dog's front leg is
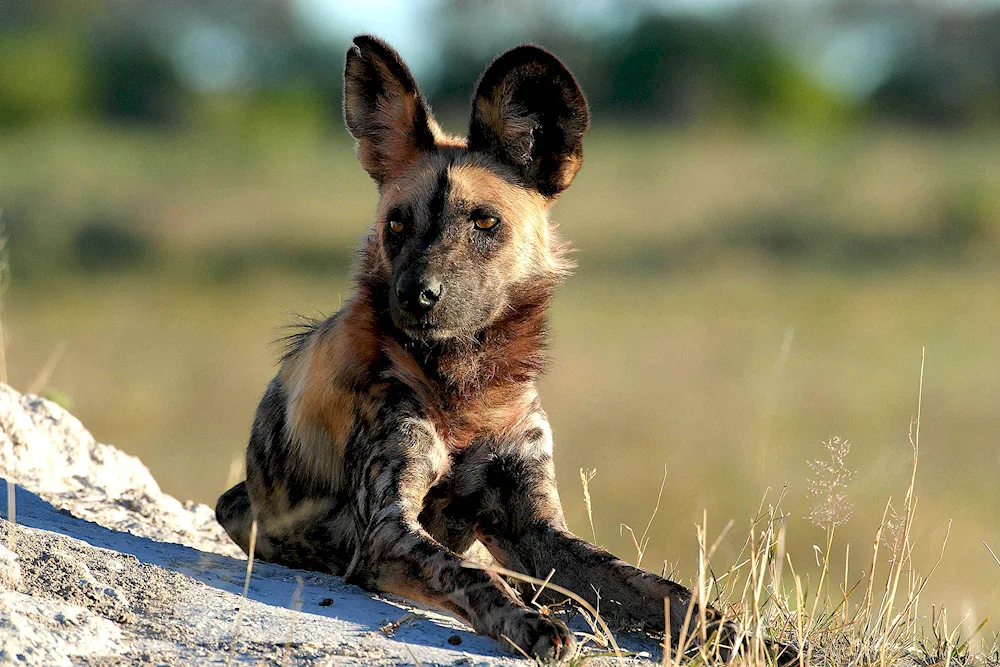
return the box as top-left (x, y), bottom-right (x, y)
top-left (344, 416), bottom-right (575, 661)
top-left (489, 522), bottom-right (734, 643)
top-left (473, 421), bottom-right (736, 652)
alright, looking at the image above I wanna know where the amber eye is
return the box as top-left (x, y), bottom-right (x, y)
top-left (473, 215), bottom-right (499, 231)
top-left (389, 219), bottom-right (405, 233)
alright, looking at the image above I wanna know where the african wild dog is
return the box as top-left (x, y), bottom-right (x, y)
top-left (216, 35), bottom-right (741, 661)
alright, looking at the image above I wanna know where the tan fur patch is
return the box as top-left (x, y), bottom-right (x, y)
top-left (281, 297), bottom-right (381, 491)
top-left (448, 164), bottom-right (566, 281)
top-left (551, 149), bottom-right (583, 193)
top-left (430, 119), bottom-right (467, 149)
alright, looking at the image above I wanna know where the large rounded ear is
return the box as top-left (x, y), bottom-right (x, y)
top-left (468, 45), bottom-right (589, 198)
top-left (344, 35), bottom-right (436, 188)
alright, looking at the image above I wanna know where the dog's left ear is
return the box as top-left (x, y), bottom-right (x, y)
top-left (468, 46), bottom-right (589, 199)
top-left (344, 35), bottom-right (437, 188)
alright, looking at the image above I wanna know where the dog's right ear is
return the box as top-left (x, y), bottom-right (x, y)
top-left (344, 35), bottom-right (436, 188)
top-left (468, 45), bottom-right (589, 199)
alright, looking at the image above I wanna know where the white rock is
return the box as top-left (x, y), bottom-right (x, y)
top-left (0, 543), bottom-right (19, 589)
top-left (0, 384), bottom-right (241, 557)
top-left (0, 591), bottom-right (122, 665)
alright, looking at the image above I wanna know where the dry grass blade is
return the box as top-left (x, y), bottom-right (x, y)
top-left (671, 580), bottom-right (699, 667)
top-left (0, 240), bottom-right (11, 554)
top-left (225, 454), bottom-right (244, 490)
top-left (403, 642), bottom-right (425, 667)
top-left (985, 542), bottom-right (1000, 569)
top-left (27, 340), bottom-right (67, 396)
top-left (875, 349), bottom-right (925, 655)
top-left (462, 561), bottom-right (624, 662)
top-left (501, 633), bottom-right (534, 661)
top-left (620, 523), bottom-right (641, 564)
top-left (661, 597), bottom-right (672, 667)
top-left (241, 519), bottom-right (258, 597)
top-left (636, 466), bottom-right (668, 568)
top-left (579, 468), bottom-right (598, 544)
top-left (530, 568), bottom-right (556, 607)
top-left (225, 519), bottom-right (258, 667)
top-left (5, 479), bottom-right (14, 553)
top-left (0, 306), bottom-right (7, 387)
top-left (280, 575), bottom-right (306, 667)
top-left (620, 466), bottom-right (668, 568)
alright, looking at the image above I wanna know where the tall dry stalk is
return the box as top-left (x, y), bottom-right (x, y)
top-left (620, 465), bottom-right (668, 568)
top-left (280, 575), bottom-right (305, 667)
top-left (225, 519), bottom-right (258, 666)
top-left (579, 468), bottom-right (598, 544)
top-left (0, 231), bottom-right (13, 554)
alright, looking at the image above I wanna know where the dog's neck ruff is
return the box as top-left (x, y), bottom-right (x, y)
top-left (359, 274), bottom-right (558, 399)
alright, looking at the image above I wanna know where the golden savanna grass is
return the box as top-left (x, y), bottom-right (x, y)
top-left (495, 350), bottom-right (998, 666)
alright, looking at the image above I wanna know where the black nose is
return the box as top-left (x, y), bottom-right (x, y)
top-left (396, 275), bottom-right (443, 314)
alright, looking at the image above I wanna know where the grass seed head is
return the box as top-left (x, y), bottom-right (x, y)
top-left (806, 437), bottom-right (855, 529)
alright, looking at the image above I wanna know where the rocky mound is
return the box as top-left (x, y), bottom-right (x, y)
top-left (0, 384), bottom-right (240, 558)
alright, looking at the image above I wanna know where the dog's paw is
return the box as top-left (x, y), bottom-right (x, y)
top-left (504, 610), bottom-right (576, 662)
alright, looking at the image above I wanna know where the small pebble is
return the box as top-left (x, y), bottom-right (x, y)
top-left (318, 598), bottom-right (334, 607)
top-left (447, 635), bottom-right (462, 646)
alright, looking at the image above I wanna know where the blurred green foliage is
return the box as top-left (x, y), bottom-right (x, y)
top-left (4, 0), bottom-right (1000, 133)
top-left (599, 17), bottom-right (840, 124)
top-left (89, 37), bottom-right (187, 126)
top-left (73, 220), bottom-right (161, 272)
top-left (0, 29), bottom-right (85, 125)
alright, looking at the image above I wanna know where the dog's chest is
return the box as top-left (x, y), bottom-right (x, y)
top-left (424, 385), bottom-right (535, 452)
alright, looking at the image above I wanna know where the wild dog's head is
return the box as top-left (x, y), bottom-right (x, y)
top-left (344, 35), bottom-right (588, 342)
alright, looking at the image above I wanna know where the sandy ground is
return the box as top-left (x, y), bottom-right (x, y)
top-left (0, 385), bottom-right (661, 665)
top-left (0, 486), bottom-right (543, 665)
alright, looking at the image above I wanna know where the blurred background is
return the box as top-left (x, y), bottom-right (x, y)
top-left (2, 0), bottom-right (998, 639)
